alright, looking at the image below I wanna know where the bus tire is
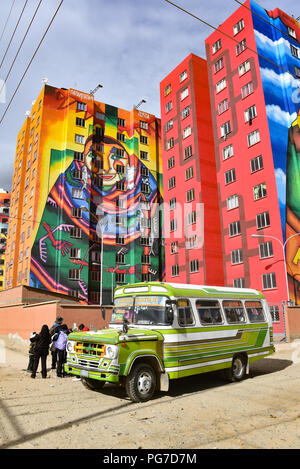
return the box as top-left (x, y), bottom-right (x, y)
top-left (81, 377), bottom-right (105, 391)
top-left (225, 355), bottom-right (247, 382)
top-left (125, 363), bottom-right (156, 402)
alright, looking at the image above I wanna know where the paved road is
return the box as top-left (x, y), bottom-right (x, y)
top-left (0, 337), bottom-right (300, 449)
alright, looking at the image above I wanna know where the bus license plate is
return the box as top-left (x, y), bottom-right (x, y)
top-left (80, 369), bottom-right (89, 378)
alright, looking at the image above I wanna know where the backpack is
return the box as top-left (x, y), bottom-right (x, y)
top-left (55, 331), bottom-right (68, 351)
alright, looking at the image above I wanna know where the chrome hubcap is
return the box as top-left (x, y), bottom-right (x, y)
top-left (137, 371), bottom-right (152, 395)
top-left (233, 358), bottom-right (244, 377)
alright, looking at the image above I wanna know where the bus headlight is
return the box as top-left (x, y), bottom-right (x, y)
top-left (105, 345), bottom-right (118, 359)
top-left (66, 341), bottom-right (74, 353)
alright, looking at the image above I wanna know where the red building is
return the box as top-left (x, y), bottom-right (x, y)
top-left (160, 54), bottom-right (224, 286)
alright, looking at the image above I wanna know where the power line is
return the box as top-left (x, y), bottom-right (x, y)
top-left (0, 0), bottom-right (16, 44)
top-left (0, 0), bottom-right (64, 126)
top-left (163, 0), bottom-right (299, 81)
top-left (0, 0), bottom-right (43, 99)
top-left (0, 0), bottom-right (29, 72)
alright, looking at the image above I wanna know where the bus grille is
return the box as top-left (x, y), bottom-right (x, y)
top-left (74, 342), bottom-right (105, 357)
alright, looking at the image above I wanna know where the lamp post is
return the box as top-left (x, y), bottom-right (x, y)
top-left (251, 232), bottom-right (300, 304)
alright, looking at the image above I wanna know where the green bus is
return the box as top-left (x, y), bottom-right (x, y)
top-left (65, 282), bottom-right (275, 402)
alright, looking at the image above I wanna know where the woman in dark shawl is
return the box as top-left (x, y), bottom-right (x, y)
top-left (31, 325), bottom-right (51, 379)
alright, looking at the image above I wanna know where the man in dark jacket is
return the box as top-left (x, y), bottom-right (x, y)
top-left (31, 325), bottom-right (52, 379)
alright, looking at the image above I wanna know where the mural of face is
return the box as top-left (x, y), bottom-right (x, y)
top-left (100, 138), bottom-right (129, 188)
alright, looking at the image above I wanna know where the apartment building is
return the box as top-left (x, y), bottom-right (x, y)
top-left (0, 190), bottom-right (10, 290)
top-left (160, 54), bottom-right (224, 286)
top-left (5, 85), bottom-right (164, 304)
top-left (205, 0), bottom-right (300, 333)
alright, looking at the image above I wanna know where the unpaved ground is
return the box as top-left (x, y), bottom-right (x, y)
top-left (0, 334), bottom-right (300, 450)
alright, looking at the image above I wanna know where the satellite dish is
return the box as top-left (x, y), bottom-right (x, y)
top-left (25, 110), bottom-right (30, 117)
top-left (42, 78), bottom-right (48, 84)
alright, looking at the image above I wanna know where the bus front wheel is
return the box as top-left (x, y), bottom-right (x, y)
top-left (125, 363), bottom-right (156, 402)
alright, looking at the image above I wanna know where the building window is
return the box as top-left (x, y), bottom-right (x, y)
top-left (180, 70), bottom-right (187, 82)
top-left (71, 207), bottom-right (82, 218)
top-left (231, 249), bottom-right (243, 265)
top-left (233, 277), bottom-right (245, 288)
top-left (239, 59), bottom-right (251, 76)
top-left (220, 121), bottom-right (231, 138)
top-left (186, 235), bottom-right (197, 249)
top-left (168, 156), bottom-right (175, 169)
top-left (77, 102), bottom-right (87, 111)
top-left (190, 259), bottom-right (199, 273)
top-left (186, 188), bottom-right (195, 202)
top-left (140, 150), bottom-right (148, 160)
top-left (117, 117), bottom-right (125, 127)
top-left (116, 273), bottom-right (125, 284)
top-left (116, 236), bottom-right (125, 245)
top-left (117, 132), bottom-right (125, 142)
top-left (70, 227), bottom-right (82, 238)
top-left (165, 101), bottom-right (172, 113)
top-left (262, 272), bottom-right (276, 290)
top-left (295, 66), bottom-right (300, 78)
top-left (290, 44), bottom-right (300, 58)
top-left (141, 183), bottom-right (149, 194)
top-left (170, 219), bottom-right (177, 232)
top-left (76, 117), bottom-right (85, 127)
top-left (116, 164), bottom-right (125, 175)
top-left (253, 182), bottom-right (267, 200)
top-left (259, 241), bottom-right (273, 259)
top-left (140, 237), bottom-right (150, 246)
top-left (74, 151), bottom-right (84, 162)
top-left (223, 143), bottom-right (233, 160)
top-left (164, 84), bottom-right (172, 96)
top-left (168, 176), bottom-right (176, 189)
top-left (256, 211), bottom-right (270, 229)
top-left (182, 105), bottom-right (190, 119)
top-left (170, 241), bottom-right (178, 254)
top-left (185, 166), bottom-right (194, 180)
top-left (166, 137), bottom-right (174, 150)
top-left (166, 119), bottom-right (173, 131)
top-left (72, 169), bottom-right (82, 179)
top-left (180, 88), bottom-right (189, 101)
top-left (72, 188), bottom-right (83, 199)
top-left (75, 134), bottom-right (85, 144)
top-left (140, 120), bottom-right (148, 130)
top-left (212, 38), bottom-right (222, 54)
top-left (269, 305), bottom-right (280, 322)
top-left (70, 248), bottom-right (81, 259)
top-left (69, 269), bottom-right (80, 280)
top-left (95, 111), bottom-right (105, 120)
top-left (241, 81), bottom-right (254, 98)
top-left (218, 98), bottom-right (229, 115)
top-left (225, 168), bottom-right (236, 184)
top-left (236, 38), bottom-right (247, 55)
top-left (229, 221), bottom-right (241, 237)
top-left (244, 105), bottom-right (257, 123)
top-left (183, 125), bottom-right (191, 139)
top-left (140, 135), bottom-right (148, 145)
top-left (250, 155), bottom-right (263, 173)
top-left (214, 57), bottom-right (224, 73)
top-left (288, 27), bottom-right (296, 38)
top-left (188, 211), bottom-right (196, 225)
top-left (184, 145), bottom-right (193, 160)
top-left (170, 197), bottom-right (176, 210)
top-left (116, 181), bottom-right (125, 191)
top-left (171, 264), bottom-right (179, 277)
top-left (233, 19), bottom-right (244, 35)
top-left (141, 166), bottom-right (149, 177)
top-left (227, 194), bottom-right (239, 210)
top-left (247, 129), bottom-right (260, 147)
top-left (216, 78), bottom-right (226, 93)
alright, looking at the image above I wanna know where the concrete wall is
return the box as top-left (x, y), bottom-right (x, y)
top-left (285, 306), bottom-right (300, 341)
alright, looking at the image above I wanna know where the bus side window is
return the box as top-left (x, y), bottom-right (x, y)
top-left (223, 300), bottom-right (246, 323)
top-left (178, 300), bottom-right (194, 326)
top-left (196, 300), bottom-right (223, 325)
top-left (245, 301), bottom-right (265, 322)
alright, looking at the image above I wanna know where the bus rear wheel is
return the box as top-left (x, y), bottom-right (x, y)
top-left (125, 363), bottom-right (156, 402)
top-left (225, 355), bottom-right (247, 382)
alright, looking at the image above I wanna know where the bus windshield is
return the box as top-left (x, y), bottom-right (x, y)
top-left (111, 296), bottom-right (172, 326)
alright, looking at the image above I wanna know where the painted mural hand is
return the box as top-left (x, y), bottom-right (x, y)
top-left (42, 222), bottom-right (73, 256)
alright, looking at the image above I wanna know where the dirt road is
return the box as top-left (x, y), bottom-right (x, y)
top-left (0, 334), bottom-right (300, 450)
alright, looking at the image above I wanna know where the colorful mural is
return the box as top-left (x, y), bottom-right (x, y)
top-left (29, 85), bottom-right (164, 304)
top-left (251, 1), bottom-right (300, 302)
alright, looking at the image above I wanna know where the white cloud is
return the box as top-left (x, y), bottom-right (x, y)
top-left (260, 68), bottom-right (300, 90)
top-left (275, 168), bottom-right (286, 205)
top-left (266, 104), bottom-right (297, 127)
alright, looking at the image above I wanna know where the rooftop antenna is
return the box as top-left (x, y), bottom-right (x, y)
top-left (90, 84), bottom-right (103, 95)
top-left (42, 77), bottom-right (48, 84)
top-left (134, 99), bottom-right (146, 110)
top-left (25, 110), bottom-right (30, 117)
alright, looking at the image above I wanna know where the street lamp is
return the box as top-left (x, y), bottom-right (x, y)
top-left (251, 232), bottom-right (300, 303)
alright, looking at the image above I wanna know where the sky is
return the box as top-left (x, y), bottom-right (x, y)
top-left (0, 0), bottom-right (299, 192)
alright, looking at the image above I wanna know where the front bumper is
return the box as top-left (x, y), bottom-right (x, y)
top-left (65, 363), bottom-right (119, 383)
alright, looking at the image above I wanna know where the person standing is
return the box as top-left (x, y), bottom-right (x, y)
top-left (53, 324), bottom-right (69, 378)
top-left (31, 325), bottom-right (52, 379)
top-left (27, 332), bottom-right (37, 372)
top-left (49, 316), bottom-right (63, 369)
